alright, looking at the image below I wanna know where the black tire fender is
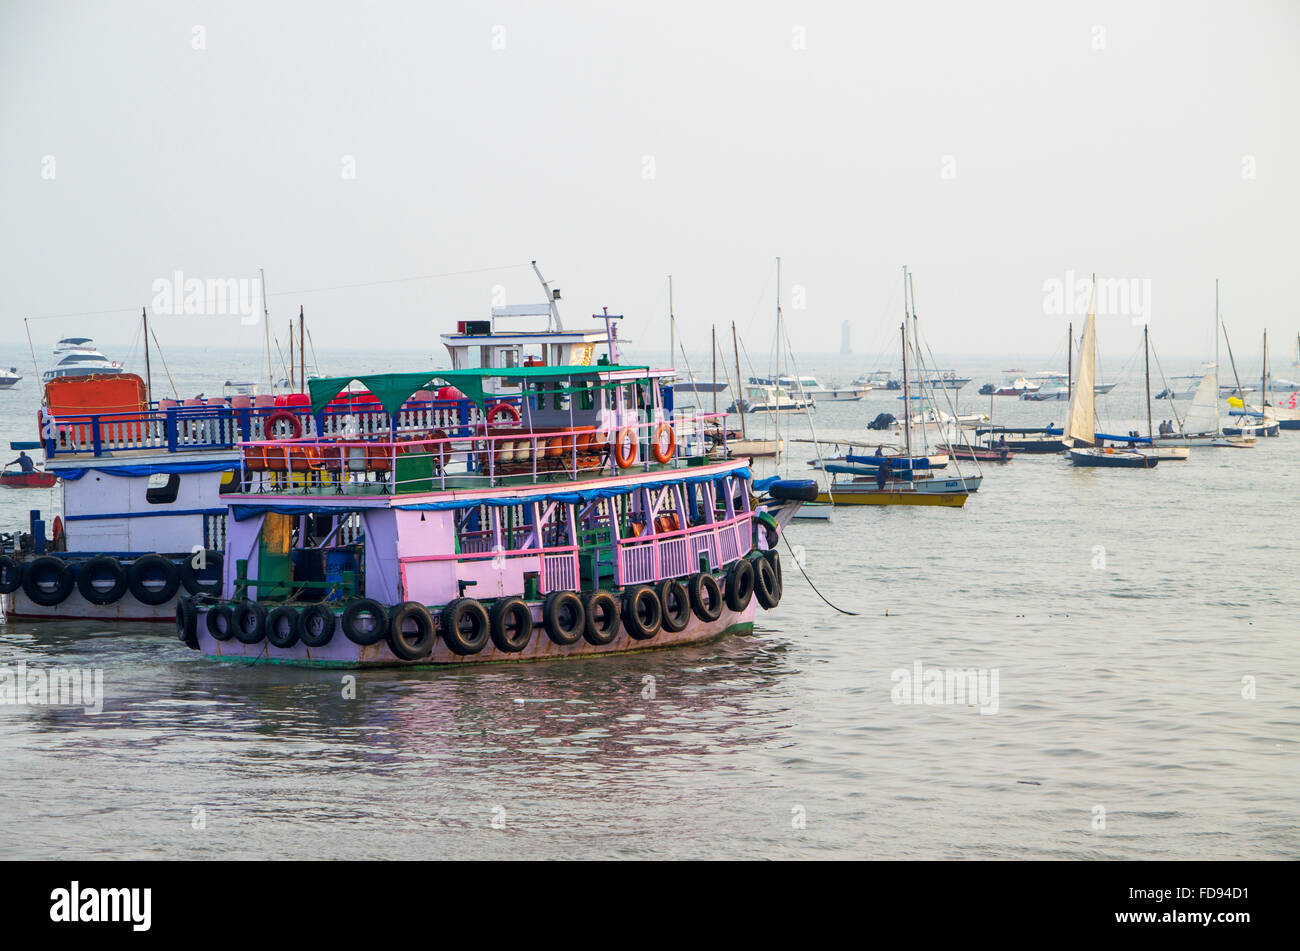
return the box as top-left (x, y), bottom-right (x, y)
top-left (657, 578), bottom-right (692, 633)
top-left (389, 601), bottom-right (436, 660)
top-left (622, 585), bottom-right (662, 640)
top-left (582, 590), bottom-right (621, 646)
top-left (77, 554), bottom-right (128, 605)
top-left (0, 554), bottom-right (22, 594)
top-left (688, 572), bottom-right (724, 623)
top-left (206, 604), bottom-right (235, 641)
top-left (232, 601), bottom-right (267, 644)
top-left (724, 558), bottom-right (754, 613)
top-left (753, 555), bottom-right (780, 610)
top-left (341, 598), bottom-right (389, 646)
top-left (180, 549), bottom-right (223, 596)
top-left (542, 590), bottom-right (584, 645)
top-left (441, 598), bottom-right (490, 655)
top-left (127, 553), bottom-right (181, 606)
top-left (176, 596), bottom-right (199, 648)
top-left (266, 605), bottom-right (301, 648)
top-left (298, 603), bottom-right (336, 648)
top-left (489, 597), bottom-right (533, 653)
top-left (21, 556), bottom-right (74, 607)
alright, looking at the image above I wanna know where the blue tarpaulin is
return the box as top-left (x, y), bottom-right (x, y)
top-left (59, 460), bottom-right (241, 480)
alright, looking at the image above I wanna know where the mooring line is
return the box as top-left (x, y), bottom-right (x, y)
top-left (783, 531), bottom-right (860, 616)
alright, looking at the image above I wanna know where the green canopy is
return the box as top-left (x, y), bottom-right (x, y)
top-left (308, 365), bottom-right (651, 417)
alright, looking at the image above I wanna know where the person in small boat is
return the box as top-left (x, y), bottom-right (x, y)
top-left (6, 451), bottom-right (35, 473)
top-left (996, 435), bottom-right (1008, 450)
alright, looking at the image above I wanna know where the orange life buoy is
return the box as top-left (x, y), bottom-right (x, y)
top-left (264, 409), bottom-right (302, 439)
top-left (614, 428), bottom-right (638, 469)
top-left (488, 402), bottom-right (521, 425)
top-left (651, 422), bottom-right (675, 463)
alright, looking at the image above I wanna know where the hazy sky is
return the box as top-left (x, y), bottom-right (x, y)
top-left (2, 0), bottom-right (1297, 371)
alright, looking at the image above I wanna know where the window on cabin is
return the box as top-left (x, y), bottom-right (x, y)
top-left (503, 349), bottom-right (518, 369)
top-left (145, 472), bottom-right (181, 504)
top-left (577, 381), bottom-right (595, 411)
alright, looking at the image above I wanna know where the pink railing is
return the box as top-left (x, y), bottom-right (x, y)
top-left (616, 511), bottom-right (751, 586)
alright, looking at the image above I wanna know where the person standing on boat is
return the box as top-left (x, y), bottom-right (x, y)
top-left (6, 451), bottom-right (35, 473)
top-left (876, 455), bottom-right (890, 489)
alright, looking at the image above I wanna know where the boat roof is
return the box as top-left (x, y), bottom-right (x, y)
top-left (307, 364), bottom-right (655, 416)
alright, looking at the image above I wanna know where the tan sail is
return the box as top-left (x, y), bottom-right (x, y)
top-left (1065, 277), bottom-right (1097, 447)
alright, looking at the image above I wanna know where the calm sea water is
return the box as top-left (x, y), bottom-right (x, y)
top-left (1, 346), bottom-right (1296, 859)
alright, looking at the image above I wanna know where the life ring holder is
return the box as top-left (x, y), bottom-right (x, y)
top-left (651, 422), bottom-right (675, 464)
top-left (264, 409), bottom-right (303, 440)
top-left (614, 428), bottom-right (639, 469)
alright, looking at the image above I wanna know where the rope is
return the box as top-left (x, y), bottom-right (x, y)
top-left (783, 531), bottom-right (859, 616)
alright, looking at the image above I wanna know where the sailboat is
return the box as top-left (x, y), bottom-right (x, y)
top-left (1066, 275), bottom-right (1158, 468)
top-left (1157, 281), bottom-right (1254, 448)
top-left (1225, 329), bottom-right (1289, 433)
top-left (816, 268), bottom-right (981, 505)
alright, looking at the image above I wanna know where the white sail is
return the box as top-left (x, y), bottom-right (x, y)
top-left (1182, 367), bottom-right (1221, 435)
top-left (1066, 291), bottom-right (1097, 446)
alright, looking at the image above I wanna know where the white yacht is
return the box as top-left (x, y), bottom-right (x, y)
top-left (41, 338), bottom-right (124, 383)
top-left (0, 367), bottom-right (21, 389)
top-left (754, 374), bottom-right (868, 402)
top-left (728, 381), bottom-right (815, 413)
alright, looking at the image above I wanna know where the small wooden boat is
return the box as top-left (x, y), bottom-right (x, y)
top-left (1, 470), bottom-right (57, 488)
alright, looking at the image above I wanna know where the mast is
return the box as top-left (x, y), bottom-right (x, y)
top-left (668, 276), bottom-right (675, 372)
top-left (1144, 324), bottom-right (1153, 440)
top-left (901, 319), bottom-right (911, 457)
top-left (1067, 321), bottom-right (1073, 401)
top-left (141, 307), bottom-right (153, 404)
top-left (1262, 329), bottom-right (1269, 412)
top-left (261, 267), bottom-right (273, 390)
top-left (711, 324), bottom-right (718, 421)
top-left (299, 305), bottom-right (306, 388)
top-left (775, 257), bottom-right (782, 467)
top-left (288, 320), bottom-right (294, 390)
top-left (732, 321), bottom-right (747, 438)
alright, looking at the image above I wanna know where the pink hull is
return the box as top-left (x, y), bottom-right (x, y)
top-left (193, 601), bottom-right (757, 668)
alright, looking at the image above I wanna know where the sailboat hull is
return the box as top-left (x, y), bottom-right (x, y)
top-left (1068, 448), bottom-right (1158, 468)
top-left (815, 474), bottom-right (981, 506)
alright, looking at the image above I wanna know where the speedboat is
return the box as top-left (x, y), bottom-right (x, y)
top-left (0, 367), bottom-right (21, 389)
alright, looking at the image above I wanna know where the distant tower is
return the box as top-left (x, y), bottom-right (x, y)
top-left (840, 320), bottom-right (852, 356)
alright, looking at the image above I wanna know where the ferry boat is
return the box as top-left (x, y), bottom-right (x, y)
top-left (174, 345), bottom-right (812, 667)
top-left (0, 370), bottom-right (306, 620)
